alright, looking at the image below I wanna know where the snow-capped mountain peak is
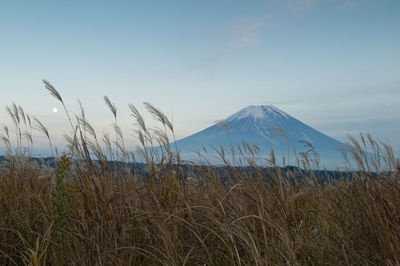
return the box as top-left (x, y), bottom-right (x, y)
top-left (172, 104), bottom-right (346, 169)
top-left (225, 105), bottom-right (288, 122)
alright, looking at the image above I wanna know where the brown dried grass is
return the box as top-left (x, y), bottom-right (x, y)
top-left (0, 81), bottom-right (400, 265)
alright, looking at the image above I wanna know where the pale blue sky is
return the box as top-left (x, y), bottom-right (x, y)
top-left (1, 0), bottom-right (400, 154)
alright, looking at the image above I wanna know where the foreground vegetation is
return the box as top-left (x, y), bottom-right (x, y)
top-left (1, 81), bottom-right (400, 265)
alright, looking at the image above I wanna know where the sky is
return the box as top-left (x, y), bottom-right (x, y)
top-left (1, 0), bottom-right (400, 155)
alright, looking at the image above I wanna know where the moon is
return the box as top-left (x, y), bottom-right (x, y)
top-left (52, 107), bottom-right (58, 113)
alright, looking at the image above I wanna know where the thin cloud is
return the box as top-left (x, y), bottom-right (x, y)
top-left (227, 0), bottom-right (356, 49)
top-left (229, 14), bottom-right (270, 49)
top-left (339, 1), bottom-right (353, 9)
top-left (286, 0), bottom-right (360, 12)
top-left (336, 0), bottom-right (361, 9)
top-left (287, 0), bottom-right (316, 13)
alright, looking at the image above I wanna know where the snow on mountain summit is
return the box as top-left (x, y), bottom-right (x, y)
top-left (226, 105), bottom-right (288, 122)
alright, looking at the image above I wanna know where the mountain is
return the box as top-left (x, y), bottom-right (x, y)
top-left (173, 105), bottom-right (346, 169)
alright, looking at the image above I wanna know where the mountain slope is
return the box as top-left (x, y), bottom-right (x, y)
top-left (174, 105), bottom-right (346, 169)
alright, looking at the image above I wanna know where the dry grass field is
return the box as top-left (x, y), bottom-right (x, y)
top-left (1, 81), bottom-right (400, 265)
